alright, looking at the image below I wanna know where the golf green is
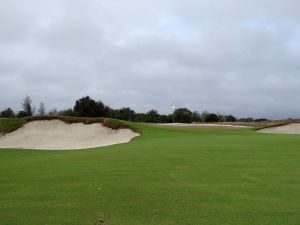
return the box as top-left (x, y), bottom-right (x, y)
top-left (0, 119), bottom-right (300, 225)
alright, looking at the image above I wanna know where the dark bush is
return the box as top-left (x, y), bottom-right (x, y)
top-left (134, 113), bottom-right (147, 122)
top-left (17, 111), bottom-right (29, 118)
top-left (73, 96), bottom-right (106, 117)
top-left (192, 111), bottom-right (202, 122)
top-left (255, 118), bottom-right (269, 122)
top-left (145, 109), bottom-right (160, 122)
top-left (225, 115), bottom-right (237, 122)
top-left (58, 108), bottom-right (74, 116)
top-left (174, 108), bottom-right (193, 123)
top-left (118, 107), bottom-right (135, 121)
top-left (158, 114), bottom-right (173, 123)
top-left (205, 113), bottom-right (219, 122)
top-left (239, 117), bottom-right (254, 122)
top-left (1, 108), bottom-right (15, 118)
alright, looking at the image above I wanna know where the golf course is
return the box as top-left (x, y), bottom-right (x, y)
top-left (0, 117), bottom-right (299, 225)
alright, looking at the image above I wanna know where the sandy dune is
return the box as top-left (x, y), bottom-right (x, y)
top-left (259, 123), bottom-right (300, 134)
top-left (0, 120), bottom-right (139, 150)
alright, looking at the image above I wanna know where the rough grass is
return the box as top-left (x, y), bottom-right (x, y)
top-left (0, 119), bottom-right (300, 225)
top-left (0, 118), bottom-right (24, 134)
top-left (0, 116), bottom-right (140, 135)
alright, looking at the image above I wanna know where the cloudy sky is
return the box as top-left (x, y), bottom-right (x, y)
top-left (1, 0), bottom-right (300, 119)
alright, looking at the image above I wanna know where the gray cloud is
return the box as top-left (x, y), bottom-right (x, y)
top-left (1, 0), bottom-right (300, 119)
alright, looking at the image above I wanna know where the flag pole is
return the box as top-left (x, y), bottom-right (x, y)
top-left (171, 103), bottom-right (175, 123)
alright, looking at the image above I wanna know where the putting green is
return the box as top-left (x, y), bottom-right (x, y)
top-left (0, 118), bottom-right (300, 225)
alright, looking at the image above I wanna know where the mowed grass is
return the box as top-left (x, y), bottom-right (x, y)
top-left (0, 119), bottom-right (300, 225)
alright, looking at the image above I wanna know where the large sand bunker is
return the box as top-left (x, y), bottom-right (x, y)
top-left (0, 120), bottom-right (139, 150)
top-left (259, 123), bottom-right (300, 134)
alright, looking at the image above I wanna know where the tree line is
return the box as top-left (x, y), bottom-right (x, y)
top-left (0, 96), bottom-right (268, 123)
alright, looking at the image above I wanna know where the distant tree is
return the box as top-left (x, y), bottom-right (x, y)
top-left (225, 115), bottom-right (237, 122)
top-left (134, 112), bottom-right (173, 123)
top-left (118, 107), bottom-right (135, 121)
top-left (17, 111), bottom-right (28, 118)
top-left (108, 108), bottom-right (120, 119)
top-left (205, 113), bottom-right (219, 122)
top-left (145, 109), bottom-right (160, 122)
top-left (158, 114), bottom-right (173, 123)
top-left (192, 111), bottom-right (202, 122)
top-left (255, 118), bottom-right (269, 122)
top-left (21, 96), bottom-right (33, 116)
top-left (239, 117), bottom-right (254, 122)
top-left (1, 108), bottom-right (15, 118)
top-left (97, 100), bottom-right (108, 116)
top-left (37, 102), bottom-right (46, 116)
top-left (74, 96), bottom-right (95, 117)
top-left (134, 113), bottom-right (146, 122)
top-left (201, 111), bottom-right (210, 122)
top-left (217, 113), bottom-right (225, 122)
top-left (48, 109), bottom-right (58, 116)
top-left (174, 108), bottom-right (193, 123)
top-left (103, 105), bottom-right (111, 117)
top-left (58, 108), bottom-right (74, 116)
top-left (73, 96), bottom-right (106, 117)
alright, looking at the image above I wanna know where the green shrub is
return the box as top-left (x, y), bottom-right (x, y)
top-left (205, 113), bottom-right (219, 122)
top-left (174, 108), bottom-right (193, 123)
top-left (73, 96), bottom-right (106, 117)
top-left (0, 108), bottom-right (15, 118)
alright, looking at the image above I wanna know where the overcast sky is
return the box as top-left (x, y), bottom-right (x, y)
top-left (1, 0), bottom-right (300, 119)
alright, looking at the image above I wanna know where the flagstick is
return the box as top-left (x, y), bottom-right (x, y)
top-left (173, 112), bottom-right (175, 123)
top-left (171, 104), bottom-right (175, 123)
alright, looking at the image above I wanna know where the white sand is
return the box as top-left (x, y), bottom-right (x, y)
top-left (0, 120), bottom-right (140, 150)
top-left (259, 123), bottom-right (300, 134)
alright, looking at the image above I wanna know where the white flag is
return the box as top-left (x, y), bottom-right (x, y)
top-left (171, 104), bottom-right (175, 110)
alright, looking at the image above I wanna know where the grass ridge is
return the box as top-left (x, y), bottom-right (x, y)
top-left (0, 116), bottom-right (141, 135)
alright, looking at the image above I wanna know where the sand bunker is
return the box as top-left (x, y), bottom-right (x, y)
top-left (259, 123), bottom-right (300, 134)
top-left (0, 120), bottom-right (139, 150)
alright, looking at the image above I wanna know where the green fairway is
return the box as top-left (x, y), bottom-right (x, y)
top-left (0, 119), bottom-right (300, 225)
